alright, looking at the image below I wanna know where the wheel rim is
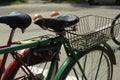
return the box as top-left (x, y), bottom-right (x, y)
top-left (110, 14), bottom-right (120, 45)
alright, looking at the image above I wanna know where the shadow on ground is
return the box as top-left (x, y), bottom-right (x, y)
top-left (70, 3), bottom-right (120, 10)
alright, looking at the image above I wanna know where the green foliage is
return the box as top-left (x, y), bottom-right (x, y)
top-left (0, 0), bottom-right (26, 5)
top-left (0, 0), bottom-right (25, 2)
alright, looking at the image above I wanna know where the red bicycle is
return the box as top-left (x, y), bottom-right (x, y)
top-left (0, 11), bottom-right (36, 80)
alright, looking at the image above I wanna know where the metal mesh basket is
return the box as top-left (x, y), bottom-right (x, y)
top-left (65, 15), bottom-right (120, 51)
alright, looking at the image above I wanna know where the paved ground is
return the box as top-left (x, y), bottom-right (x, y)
top-left (0, 2), bottom-right (120, 79)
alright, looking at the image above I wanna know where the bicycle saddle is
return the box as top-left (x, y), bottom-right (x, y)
top-left (0, 11), bottom-right (31, 30)
top-left (34, 14), bottom-right (79, 31)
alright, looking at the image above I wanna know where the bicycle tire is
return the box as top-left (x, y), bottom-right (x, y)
top-left (111, 14), bottom-right (120, 45)
top-left (59, 46), bottom-right (113, 80)
top-left (3, 49), bottom-right (58, 80)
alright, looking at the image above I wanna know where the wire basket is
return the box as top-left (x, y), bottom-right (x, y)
top-left (65, 15), bottom-right (120, 51)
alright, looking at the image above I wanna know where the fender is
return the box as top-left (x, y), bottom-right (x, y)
top-left (102, 43), bottom-right (116, 65)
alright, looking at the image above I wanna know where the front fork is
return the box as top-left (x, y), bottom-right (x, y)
top-left (64, 42), bottom-right (88, 80)
top-left (54, 42), bottom-right (87, 80)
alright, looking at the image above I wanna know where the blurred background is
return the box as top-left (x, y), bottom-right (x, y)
top-left (0, 0), bottom-right (119, 5)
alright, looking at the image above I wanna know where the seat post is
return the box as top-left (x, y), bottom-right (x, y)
top-left (7, 28), bottom-right (16, 46)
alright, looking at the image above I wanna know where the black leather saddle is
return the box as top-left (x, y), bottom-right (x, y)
top-left (0, 11), bottom-right (32, 29)
top-left (34, 14), bottom-right (79, 31)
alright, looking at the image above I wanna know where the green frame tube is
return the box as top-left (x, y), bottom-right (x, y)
top-left (0, 37), bottom-right (65, 54)
top-left (53, 57), bottom-right (72, 80)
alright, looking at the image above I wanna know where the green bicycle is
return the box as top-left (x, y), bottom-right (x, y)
top-left (0, 12), bottom-right (119, 80)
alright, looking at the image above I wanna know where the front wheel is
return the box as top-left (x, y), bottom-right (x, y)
top-left (60, 46), bottom-right (113, 80)
top-left (111, 14), bottom-right (120, 45)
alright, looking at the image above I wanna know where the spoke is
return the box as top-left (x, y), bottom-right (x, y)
top-left (76, 60), bottom-right (87, 80)
top-left (82, 55), bottom-right (87, 80)
top-left (41, 63), bottom-right (47, 74)
top-left (95, 51), bottom-right (103, 80)
top-left (73, 67), bottom-right (79, 80)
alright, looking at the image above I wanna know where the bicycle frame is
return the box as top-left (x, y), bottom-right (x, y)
top-left (0, 28), bottom-right (41, 79)
top-left (0, 29), bottom-right (15, 78)
top-left (0, 28), bottom-right (116, 80)
top-left (0, 28), bottom-right (85, 80)
top-left (0, 27), bottom-right (66, 79)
